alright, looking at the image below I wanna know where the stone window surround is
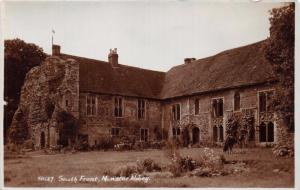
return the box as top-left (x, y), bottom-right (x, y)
top-left (111, 127), bottom-right (120, 137)
top-left (213, 124), bottom-right (224, 142)
top-left (172, 127), bottom-right (181, 138)
top-left (257, 89), bottom-right (275, 113)
top-left (140, 128), bottom-right (149, 142)
top-left (211, 96), bottom-right (224, 117)
top-left (194, 98), bottom-right (200, 115)
top-left (137, 99), bottom-right (146, 120)
top-left (259, 121), bottom-right (275, 143)
top-left (171, 103), bottom-right (181, 121)
top-left (233, 91), bottom-right (241, 112)
top-left (114, 96), bottom-right (123, 117)
top-left (86, 94), bottom-right (97, 116)
top-left (257, 88), bottom-right (276, 145)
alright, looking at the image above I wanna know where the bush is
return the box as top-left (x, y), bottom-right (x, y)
top-left (5, 143), bottom-right (21, 153)
top-left (114, 136), bottom-right (134, 151)
top-left (168, 154), bottom-right (197, 177)
top-left (96, 136), bottom-right (118, 150)
top-left (23, 139), bottom-right (34, 149)
top-left (150, 141), bottom-right (165, 149)
top-left (195, 148), bottom-right (224, 171)
top-left (74, 139), bottom-right (90, 151)
top-left (133, 141), bottom-right (150, 151)
top-left (105, 164), bottom-right (140, 177)
top-left (137, 158), bottom-right (162, 172)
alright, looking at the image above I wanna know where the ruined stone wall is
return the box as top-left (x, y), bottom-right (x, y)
top-left (9, 56), bottom-right (79, 149)
top-left (162, 83), bottom-right (278, 146)
top-left (79, 93), bottom-right (162, 146)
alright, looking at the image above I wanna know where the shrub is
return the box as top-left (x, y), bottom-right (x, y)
top-left (196, 148), bottom-right (224, 171)
top-left (138, 158), bottom-right (162, 172)
top-left (96, 136), bottom-right (118, 150)
top-left (5, 143), bottom-right (20, 153)
top-left (133, 141), bottom-right (150, 151)
top-left (150, 141), bottom-right (165, 149)
top-left (23, 139), bottom-right (34, 149)
top-left (74, 138), bottom-right (90, 151)
top-left (168, 154), bottom-right (197, 177)
top-left (109, 164), bottom-right (140, 177)
top-left (114, 136), bottom-right (134, 151)
top-left (164, 139), bottom-right (180, 158)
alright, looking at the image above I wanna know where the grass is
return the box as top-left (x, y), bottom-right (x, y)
top-left (4, 147), bottom-right (294, 187)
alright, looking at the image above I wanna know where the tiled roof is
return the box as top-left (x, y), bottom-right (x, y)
top-left (160, 40), bottom-right (275, 99)
top-left (59, 40), bottom-right (275, 100)
top-left (60, 54), bottom-right (165, 99)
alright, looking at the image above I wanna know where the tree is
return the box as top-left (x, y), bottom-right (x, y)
top-left (264, 3), bottom-right (295, 131)
top-left (4, 39), bottom-right (46, 143)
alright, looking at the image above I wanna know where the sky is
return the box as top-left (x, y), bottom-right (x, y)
top-left (3, 1), bottom-right (285, 72)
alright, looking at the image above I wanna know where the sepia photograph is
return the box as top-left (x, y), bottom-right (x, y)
top-left (2, 0), bottom-right (296, 188)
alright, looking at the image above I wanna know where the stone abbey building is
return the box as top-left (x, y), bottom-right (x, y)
top-left (11, 40), bottom-right (284, 149)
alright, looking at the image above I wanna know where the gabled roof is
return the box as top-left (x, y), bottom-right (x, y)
top-left (59, 40), bottom-right (275, 100)
top-left (160, 40), bottom-right (275, 99)
top-left (60, 54), bottom-right (165, 99)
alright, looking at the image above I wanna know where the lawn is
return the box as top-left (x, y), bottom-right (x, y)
top-left (4, 147), bottom-right (294, 187)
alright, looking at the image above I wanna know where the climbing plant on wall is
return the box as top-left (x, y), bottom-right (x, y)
top-left (241, 111), bottom-right (255, 142)
top-left (225, 114), bottom-right (240, 138)
top-left (226, 110), bottom-right (255, 147)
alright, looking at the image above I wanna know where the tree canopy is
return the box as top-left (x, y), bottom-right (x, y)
top-left (4, 39), bottom-right (47, 143)
top-left (264, 3), bottom-right (294, 131)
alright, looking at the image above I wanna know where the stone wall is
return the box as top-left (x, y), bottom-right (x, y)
top-left (79, 93), bottom-right (162, 146)
top-left (10, 55), bottom-right (291, 150)
top-left (9, 56), bottom-right (79, 149)
top-left (162, 83), bottom-right (278, 146)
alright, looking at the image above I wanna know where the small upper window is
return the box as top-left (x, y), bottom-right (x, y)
top-left (86, 95), bottom-right (96, 116)
top-left (195, 99), bottom-right (199, 115)
top-left (114, 97), bottom-right (123, 117)
top-left (218, 99), bottom-right (223, 116)
top-left (212, 98), bottom-right (223, 117)
top-left (172, 104), bottom-right (181, 121)
top-left (234, 92), bottom-right (241, 111)
top-left (138, 99), bottom-right (146, 119)
top-left (259, 92), bottom-right (267, 113)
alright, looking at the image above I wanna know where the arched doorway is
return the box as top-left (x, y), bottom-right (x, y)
top-left (192, 127), bottom-right (200, 144)
top-left (40, 132), bottom-right (45, 149)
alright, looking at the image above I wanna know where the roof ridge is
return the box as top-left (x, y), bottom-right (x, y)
top-left (60, 53), bottom-right (109, 64)
top-left (61, 53), bottom-right (166, 74)
top-left (166, 39), bottom-right (267, 71)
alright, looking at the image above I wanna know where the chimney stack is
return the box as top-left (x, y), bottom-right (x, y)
top-left (52, 44), bottom-right (61, 56)
top-left (108, 48), bottom-right (118, 67)
top-left (184, 57), bottom-right (196, 64)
